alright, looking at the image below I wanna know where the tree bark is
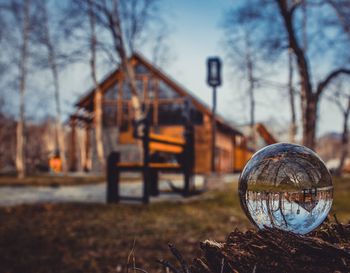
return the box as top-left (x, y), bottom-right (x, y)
top-left (109, 0), bottom-right (143, 122)
top-left (42, 1), bottom-right (67, 173)
top-left (335, 97), bottom-right (350, 176)
top-left (328, 0), bottom-right (350, 40)
top-left (277, 0), bottom-right (350, 149)
top-left (245, 33), bottom-right (256, 148)
top-left (302, 95), bottom-right (318, 149)
top-left (16, 0), bottom-right (30, 178)
top-left (69, 117), bottom-right (77, 172)
top-left (86, 0), bottom-right (149, 135)
top-left (277, 0), bottom-right (316, 149)
top-left (288, 50), bottom-right (297, 143)
top-left (84, 124), bottom-right (92, 171)
top-left (88, 0), bottom-right (105, 172)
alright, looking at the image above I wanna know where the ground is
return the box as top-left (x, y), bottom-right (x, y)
top-left (0, 177), bottom-right (349, 273)
top-left (0, 174), bottom-right (105, 187)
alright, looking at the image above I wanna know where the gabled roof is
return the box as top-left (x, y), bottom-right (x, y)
top-left (75, 52), bottom-right (242, 136)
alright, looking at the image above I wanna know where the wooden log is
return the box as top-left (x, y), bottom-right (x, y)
top-left (163, 222), bottom-right (350, 273)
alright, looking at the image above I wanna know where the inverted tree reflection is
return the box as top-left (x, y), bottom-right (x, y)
top-left (239, 143), bottom-right (333, 235)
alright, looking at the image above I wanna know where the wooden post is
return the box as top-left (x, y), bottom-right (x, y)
top-left (211, 86), bottom-right (217, 173)
top-left (107, 152), bottom-right (120, 203)
top-left (232, 135), bottom-right (236, 173)
top-left (84, 123), bottom-right (91, 171)
top-left (142, 118), bottom-right (150, 204)
top-left (117, 79), bottom-right (123, 128)
top-left (69, 117), bottom-right (77, 172)
top-left (143, 75), bottom-right (148, 100)
top-left (153, 79), bottom-right (159, 127)
top-left (183, 100), bottom-right (194, 196)
top-left (149, 170), bottom-right (159, 196)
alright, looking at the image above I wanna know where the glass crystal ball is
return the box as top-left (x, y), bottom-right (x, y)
top-left (239, 143), bottom-right (333, 235)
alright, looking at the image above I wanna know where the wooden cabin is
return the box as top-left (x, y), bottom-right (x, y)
top-left (69, 53), bottom-right (253, 173)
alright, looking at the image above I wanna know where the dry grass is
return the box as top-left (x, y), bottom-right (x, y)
top-left (0, 177), bottom-right (349, 272)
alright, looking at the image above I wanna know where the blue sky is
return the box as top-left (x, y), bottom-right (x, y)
top-left (60, 0), bottom-right (344, 138)
top-left (157, 0), bottom-right (344, 137)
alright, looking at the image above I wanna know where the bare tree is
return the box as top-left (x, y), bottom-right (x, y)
top-left (150, 22), bottom-right (173, 68)
top-left (16, 0), bottom-right (30, 178)
top-left (327, 0), bottom-right (350, 40)
top-left (39, 0), bottom-right (67, 173)
top-left (245, 33), bottom-right (257, 147)
top-left (224, 0), bottom-right (350, 149)
top-left (222, 17), bottom-right (260, 148)
top-left (336, 96), bottom-right (350, 176)
top-left (88, 0), bottom-right (105, 171)
top-left (71, 0), bottom-right (165, 136)
top-left (287, 50), bottom-right (297, 142)
top-left (287, 0), bottom-right (307, 143)
top-left (84, 0), bottom-right (157, 121)
top-left (276, 0), bottom-right (350, 149)
top-left (326, 81), bottom-right (350, 176)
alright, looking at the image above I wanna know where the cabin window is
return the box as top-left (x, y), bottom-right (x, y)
top-left (158, 81), bottom-right (181, 99)
top-left (158, 103), bottom-right (183, 125)
top-left (120, 102), bottom-right (130, 132)
top-left (122, 79), bottom-right (144, 100)
top-left (191, 108), bottom-right (203, 125)
top-left (102, 105), bottom-right (117, 127)
top-left (156, 103), bottom-right (203, 125)
top-left (147, 78), bottom-right (158, 100)
top-left (134, 63), bottom-right (149, 75)
top-left (104, 83), bottom-right (119, 100)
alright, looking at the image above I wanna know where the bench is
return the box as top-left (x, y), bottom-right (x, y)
top-left (107, 100), bottom-right (196, 204)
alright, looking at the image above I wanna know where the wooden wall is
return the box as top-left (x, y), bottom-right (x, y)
top-left (194, 114), bottom-right (212, 173)
top-left (216, 130), bottom-right (234, 173)
top-left (115, 112), bottom-right (253, 174)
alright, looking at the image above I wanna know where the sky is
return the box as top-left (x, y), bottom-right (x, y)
top-left (60, 0), bottom-right (345, 138)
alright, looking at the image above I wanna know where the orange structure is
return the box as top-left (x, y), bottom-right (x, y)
top-left (256, 123), bottom-right (278, 145)
top-left (49, 155), bottom-right (62, 173)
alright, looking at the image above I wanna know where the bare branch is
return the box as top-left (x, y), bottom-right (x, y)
top-left (327, 0), bottom-right (350, 40)
top-left (290, 0), bottom-right (303, 16)
top-left (316, 68), bottom-right (350, 98)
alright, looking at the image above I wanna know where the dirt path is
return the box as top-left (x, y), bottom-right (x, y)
top-left (0, 174), bottom-right (239, 206)
top-left (0, 176), bottom-right (198, 206)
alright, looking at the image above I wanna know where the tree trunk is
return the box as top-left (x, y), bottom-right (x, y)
top-left (277, 0), bottom-right (350, 150)
top-left (42, 1), bottom-right (67, 173)
top-left (302, 95), bottom-right (318, 149)
top-left (116, 45), bottom-right (143, 122)
top-left (110, 0), bottom-right (143, 122)
top-left (94, 89), bottom-right (104, 171)
top-left (277, 0), bottom-right (316, 149)
top-left (288, 51), bottom-right (297, 143)
top-left (245, 33), bottom-right (256, 148)
top-left (88, 0), bottom-right (105, 172)
top-left (16, 0), bottom-right (30, 178)
top-left (335, 97), bottom-right (350, 176)
top-left (84, 124), bottom-right (92, 171)
top-left (69, 117), bottom-right (77, 172)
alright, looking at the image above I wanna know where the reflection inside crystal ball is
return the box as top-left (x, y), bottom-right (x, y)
top-left (238, 143), bottom-right (333, 235)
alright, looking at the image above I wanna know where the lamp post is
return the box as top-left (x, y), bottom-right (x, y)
top-left (207, 57), bottom-right (222, 173)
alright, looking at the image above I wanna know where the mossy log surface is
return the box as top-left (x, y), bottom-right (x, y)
top-left (161, 221), bottom-right (350, 273)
